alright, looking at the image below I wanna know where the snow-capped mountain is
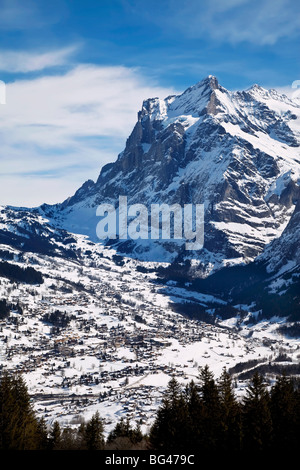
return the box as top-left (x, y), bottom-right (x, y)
top-left (1, 75), bottom-right (299, 310)
top-left (1, 76), bottom-right (299, 431)
top-left (37, 75), bottom-right (300, 276)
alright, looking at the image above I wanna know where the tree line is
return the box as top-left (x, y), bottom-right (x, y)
top-left (0, 299), bottom-right (23, 320)
top-left (0, 372), bottom-right (145, 451)
top-left (0, 261), bottom-right (43, 285)
top-left (149, 366), bottom-right (300, 454)
top-left (0, 367), bottom-right (299, 452)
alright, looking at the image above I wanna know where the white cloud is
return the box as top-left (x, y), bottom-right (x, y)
top-left (275, 85), bottom-right (300, 100)
top-left (0, 0), bottom-right (63, 31)
top-left (0, 64), bottom-right (176, 207)
top-left (204, 0), bottom-right (300, 45)
top-left (0, 46), bottom-right (78, 73)
top-left (146, 0), bottom-right (300, 46)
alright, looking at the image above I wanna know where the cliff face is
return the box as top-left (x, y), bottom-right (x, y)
top-left (0, 76), bottom-right (299, 319)
top-left (36, 76), bottom-right (299, 274)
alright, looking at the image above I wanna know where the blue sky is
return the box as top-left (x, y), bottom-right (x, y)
top-left (0, 0), bottom-right (299, 206)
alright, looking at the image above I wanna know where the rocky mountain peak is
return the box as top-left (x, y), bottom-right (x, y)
top-left (35, 76), bottom-right (300, 275)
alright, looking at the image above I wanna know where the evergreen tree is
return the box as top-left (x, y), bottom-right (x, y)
top-left (242, 372), bottom-right (273, 453)
top-left (217, 367), bottom-right (241, 452)
top-left (77, 421), bottom-right (87, 449)
top-left (0, 372), bottom-right (39, 450)
top-left (197, 365), bottom-right (222, 451)
top-left (107, 417), bottom-right (130, 443)
top-left (49, 420), bottom-right (61, 450)
top-left (83, 411), bottom-right (105, 450)
top-left (36, 417), bottom-right (49, 450)
top-left (57, 427), bottom-right (80, 450)
top-left (107, 417), bottom-right (143, 445)
top-left (13, 375), bottom-right (38, 450)
top-left (270, 375), bottom-right (297, 451)
top-left (0, 299), bottom-right (10, 320)
top-left (149, 377), bottom-right (188, 452)
top-left (184, 380), bottom-right (202, 452)
top-left (106, 417), bottom-right (144, 449)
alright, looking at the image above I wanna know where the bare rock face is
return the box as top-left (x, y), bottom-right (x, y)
top-left (259, 198), bottom-right (300, 273)
top-left (26, 76), bottom-right (300, 274)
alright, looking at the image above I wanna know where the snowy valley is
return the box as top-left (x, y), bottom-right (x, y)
top-left (0, 76), bottom-right (300, 436)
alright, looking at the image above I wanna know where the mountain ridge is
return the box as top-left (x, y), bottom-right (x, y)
top-left (1, 75), bottom-right (299, 318)
top-left (35, 76), bottom-right (299, 273)
top-left (1, 77), bottom-right (299, 435)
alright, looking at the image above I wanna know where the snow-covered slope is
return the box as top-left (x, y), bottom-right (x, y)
top-left (39, 76), bottom-right (300, 274)
top-left (1, 75), bottom-right (299, 311)
top-left (0, 77), bottom-right (299, 431)
top-left (0, 221), bottom-right (299, 434)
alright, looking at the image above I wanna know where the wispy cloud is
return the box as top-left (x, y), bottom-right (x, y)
top-left (0, 46), bottom-right (78, 73)
top-left (0, 64), bottom-right (176, 206)
top-left (0, 0), bottom-right (63, 30)
top-left (196, 0), bottom-right (300, 45)
top-left (128, 0), bottom-right (300, 46)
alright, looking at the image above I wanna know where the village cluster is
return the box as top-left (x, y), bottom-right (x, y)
top-left (0, 240), bottom-right (299, 435)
